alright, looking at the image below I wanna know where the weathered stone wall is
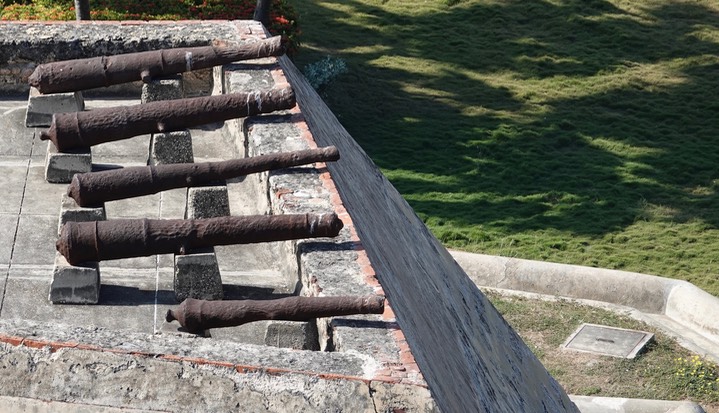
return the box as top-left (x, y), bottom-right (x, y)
top-left (0, 322), bottom-right (434, 413)
top-left (0, 21), bottom-right (255, 95)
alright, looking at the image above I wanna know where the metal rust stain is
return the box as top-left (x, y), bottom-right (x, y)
top-left (67, 146), bottom-right (340, 207)
top-left (28, 36), bottom-right (286, 94)
top-left (166, 295), bottom-right (385, 333)
top-left (40, 87), bottom-right (296, 151)
top-left (56, 213), bottom-right (343, 265)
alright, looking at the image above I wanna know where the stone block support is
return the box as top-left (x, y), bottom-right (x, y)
top-left (174, 247), bottom-right (224, 302)
top-left (44, 141), bottom-right (92, 183)
top-left (143, 75), bottom-right (192, 166)
top-left (140, 74), bottom-right (184, 103)
top-left (264, 320), bottom-right (320, 351)
top-left (49, 252), bottom-right (100, 304)
top-left (57, 194), bottom-right (106, 236)
top-left (185, 185), bottom-right (230, 219)
top-left (148, 130), bottom-right (194, 165)
top-left (25, 87), bottom-right (84, 127)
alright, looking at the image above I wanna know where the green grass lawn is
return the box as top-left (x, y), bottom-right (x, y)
top-left (292, 0), bottom-right (719, 295)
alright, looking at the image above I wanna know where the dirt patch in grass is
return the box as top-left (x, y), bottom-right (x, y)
top-left (485, 290), bottom-right (719, 412)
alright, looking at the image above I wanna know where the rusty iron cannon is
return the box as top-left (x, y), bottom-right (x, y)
top-left (67, 146), bottom-right (340, 207)
top-left (166, 295), bottom-right (385, 333)
top-left (28, 36), bottom-right (286, 94)
top-left (57, 213), bottom-right (343, 265)
top-left (40, 87), bottom-right (295, 151)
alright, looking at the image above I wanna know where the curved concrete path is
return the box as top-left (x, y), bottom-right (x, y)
top-left (450, 250), bottom-right (719, 413)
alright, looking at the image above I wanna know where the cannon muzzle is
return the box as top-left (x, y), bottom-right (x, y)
top-left (57, 213), bottom-right (343, 265)
top-left (28, 36), bottom-right (286, 94)
top-left (166, 295), bottom-right (386, 333)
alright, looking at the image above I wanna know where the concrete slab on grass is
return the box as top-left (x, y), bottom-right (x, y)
top-left (570, 395), bottom-right (705, 413)
top-left (563, 323), bottom-right (654, 359)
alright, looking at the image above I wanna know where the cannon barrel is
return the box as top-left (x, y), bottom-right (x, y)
top-left (28, 36), bottom-right (286, 94)
top-left (57, 213), bottom-right (343, 265)
top-left (68, 146), bottom-right (340, 207)
top-left (40, 87), bottom-right (295, 151)
top-left (166, 295), bottom-right (385, 333)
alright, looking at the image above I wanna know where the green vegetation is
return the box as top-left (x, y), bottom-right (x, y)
top-left (292, 0), bottom-right (719, 296)
top-left (487, 292), bottom-right (719, 408)
top-left (675, 355), bottom-right (719, 401)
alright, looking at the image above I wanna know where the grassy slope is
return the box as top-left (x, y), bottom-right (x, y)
top-left (292, 0), bottom-right (719, 295)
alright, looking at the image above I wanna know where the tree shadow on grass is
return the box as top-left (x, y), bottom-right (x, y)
top-left (294, 0), bottom-right (719, 240)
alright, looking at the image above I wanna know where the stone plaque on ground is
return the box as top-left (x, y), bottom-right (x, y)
top-left (562, 323), bottom-right (654, 358)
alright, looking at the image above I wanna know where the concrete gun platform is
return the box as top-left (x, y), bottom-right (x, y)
top-left (0, 90), bottom-right (435, 411)
top-left (0, 96), bottom-right (289, 342)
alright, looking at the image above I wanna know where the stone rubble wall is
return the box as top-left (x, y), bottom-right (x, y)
top-left (0, 21), bottom-right (259, 95)
top-left (0, 326), bottom-right (434, 413)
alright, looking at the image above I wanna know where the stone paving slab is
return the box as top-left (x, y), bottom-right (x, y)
top-left (189, 121), bottom-right (242, 161)
top-left (0, 104), bottom-right (34, 157)
top-left (159, 188), bottom-right (187, 219)
top-left (21, 158), bottom-right (66, 215)
top-left (91, 135), bottom-right (152, 164)
top-left (11, 214), bottom-right (56, 266)
top-left (1, 277), bottom-right (157, 332)
top-left (1, 266), bottom-right (178, 334)
top-left (98, 253), bottom-right (172, 272)
top-left (0, 160), bottom-right (27, 214)
top-left (215, 243), bottom-right (283, 277)
top-left (103, 194), bottom-right (162, 219)
top-left (0, 214), bottom-right (17, 265)
top-left (6, 264), bottom-right (53, 280)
